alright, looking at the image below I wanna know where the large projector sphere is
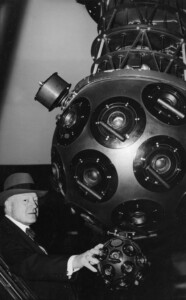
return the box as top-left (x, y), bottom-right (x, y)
top-left (51, 70), bottom-right (186, 236)
top-left (35, 0), bottom-right (186, 238)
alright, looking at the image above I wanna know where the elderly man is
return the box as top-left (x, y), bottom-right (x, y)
top-left (0, 173), bottom-right (103, 300)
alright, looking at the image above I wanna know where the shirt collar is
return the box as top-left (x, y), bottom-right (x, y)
top-left (5, 215), bottom-right (29, 233)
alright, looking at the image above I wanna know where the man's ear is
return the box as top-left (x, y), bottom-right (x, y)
top-left (4, 198), bottom-right (12, 214)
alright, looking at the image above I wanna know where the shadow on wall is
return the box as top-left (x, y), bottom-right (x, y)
top-left (0, 0), bottom-right (29, 114)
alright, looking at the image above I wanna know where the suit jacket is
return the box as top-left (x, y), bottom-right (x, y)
top-left (0, 217), bottom-right (77, 300)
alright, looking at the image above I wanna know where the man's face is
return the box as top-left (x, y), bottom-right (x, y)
top-left (6, 193), bottom-right (39, 225)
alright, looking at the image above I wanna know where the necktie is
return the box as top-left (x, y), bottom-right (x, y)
top-left (26, 228), bottom-right (35, 240)
top-left (26, 228), bottom-right (48, 254)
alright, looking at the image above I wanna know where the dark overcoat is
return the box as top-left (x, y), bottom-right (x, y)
top-left (0, 217), bottom-right (77, 300)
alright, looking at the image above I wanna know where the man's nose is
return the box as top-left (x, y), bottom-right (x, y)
top-left (31, 199), bottom-right (38, 208)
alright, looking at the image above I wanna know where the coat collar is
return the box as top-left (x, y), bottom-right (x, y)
top-left (1, 216), bottom-right (46, 255)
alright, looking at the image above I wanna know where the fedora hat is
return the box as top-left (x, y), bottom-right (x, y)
top-left (0, 173), bottom-right (47, 206)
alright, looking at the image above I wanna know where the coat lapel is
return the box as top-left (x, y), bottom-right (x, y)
top-left (3, 217), bottom-right (46, 255)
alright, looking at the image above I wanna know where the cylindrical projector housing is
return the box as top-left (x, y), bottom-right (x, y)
top-left (35, 72), bottom-right (71, 111)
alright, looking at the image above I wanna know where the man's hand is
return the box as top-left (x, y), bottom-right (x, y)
top-left (72, 244), bottom-right (103, 272)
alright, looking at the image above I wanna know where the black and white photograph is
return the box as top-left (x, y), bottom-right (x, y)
top-left (0, 0), bottom-right (186, 299)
